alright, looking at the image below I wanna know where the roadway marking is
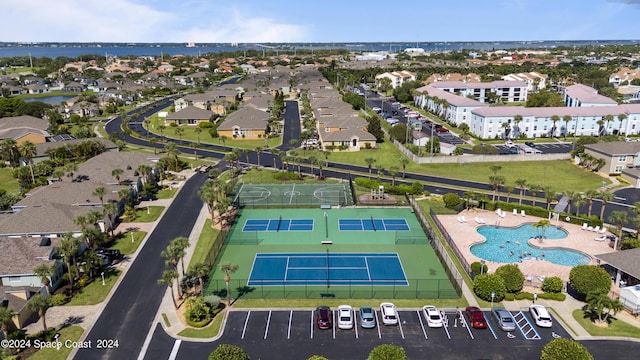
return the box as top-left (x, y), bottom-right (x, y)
top-left (354, 309), bottom-right (359, 339)
top-left (136, 319), bottom-right (158, 360)
top-left (442, 311), bottom-right (451, 339)
top-left (241, 311), bottom-right (251, 339)
top-left (310, 310), bottom-right (314, 339)
top-left (168, 340), bottom-right (181, 360)
top-left (417, 310), bottom-right (428, 339)
top-left (287, 310), bottom-right (293, 339)
top-left (397, 313), bottom-right (405, 339)
top-left (484, 313), bottom-right (499, 339)
top-left (264, 311), bottom-right (272, 339)
top-left (332, 309), bottom-right (336, 339)
top-left (375, 310), bottom-right (382, 339)
top-left (459, 309), bottom-right (474, 339)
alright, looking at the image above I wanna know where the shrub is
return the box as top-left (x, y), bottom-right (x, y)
top-left (538, 292), bottom-right (566, 301)
top-left (208, 128), bottom-right (218, 138)
top-left (442, 193), bottom-right (462, 209)
top-left (51, 293), bottom-right (68, 306)
top-left (540, 338), bottom-right (593, 360)
top-left (186, 316), bottom-right (212, 328)
top-left (503, 293), bottom-right (515, 301)
top-left (569, 265), bottom-right (611, 297)
top-left (208, 344), bottom-right (250, 360)
top-left (542, 276), bottom-right (563, 293)
top-left (470, 261), bottom-right (488, 277)
top-left (368, 344), bottom-right (407, 360)
top-left (198, 122), bottom-right (214, 128)
top-left (355, 177), bottom-right (381, 189)
top-left (621, 237), bottom-right (640, 250)
top-left (495, 264), bottom-right (525, 293)
top-left (412, 182), bottom-right (426, 196)
top-left (473, 273), bottom-right (506, 302)
top-left (308, 356), bottom-right (328, 360)
top-left (273, 171), bottom-right (300, 181)
top-left (204, 294), bottom-right (222, 308)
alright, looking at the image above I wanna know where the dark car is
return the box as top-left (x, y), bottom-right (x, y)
top-left (465, 306), bottom-right (488, 329)
top-left (316, 306), bottom-right (332, 330)
top-left (138, 193), bottom-right (157, 201)
top-left (95, 248), bottom-right (123, 263)
top-left (525, 141), bottom-right (536, 148)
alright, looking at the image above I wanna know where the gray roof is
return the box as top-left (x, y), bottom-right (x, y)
top-left (0, 236), bottom-right (60, 276)
top-left (166, 106), bottom-right (214, 120)
top-left (565, 84), bottom-right (618, 105)
top-left (35, 138), bottom-right (117, 156)
top-left (217, 106), bottom-right (269, 131)
top-left (0, 115), bottom-right (48, 131)
top-left (584, 141), bottom-right (640, 156)
top-left (595, 248), bottom-right (640, 280)
top-left (321, 128), bottom-right (376, 142)
top-left (0, 127), bottom-right (48, 141)
top-left (76, 151), bottom-right (158, 184)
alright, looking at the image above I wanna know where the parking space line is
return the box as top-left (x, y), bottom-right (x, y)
top-left (484, 314), bottom-right (499, 339)
top-left (458, 309), bottom-right (474, 339)
top-left (375, 310), bottom-right (382, 339)
top-left (416, 310), bottom-right (428, 339)
top-left (441, 311), bottom-right (451, 339)
top-left (287, 310), bottom-right (292, 339)
top-left (310, 310), bottom-right (314, 339)
top-left (513, 311), bottom-right (541, 340)
top-left (354, 309), bottom-right (359, 339)
top-left (168, 340), bottom-right (181, 360)
top-left (332, 309), bottom-right (336, 339)
top-left (264, 311), bottom-right (272, 339)
top-left (397, 313), bottom-right (405, 339)
top-left (241, 311), bottom-right (251, 340)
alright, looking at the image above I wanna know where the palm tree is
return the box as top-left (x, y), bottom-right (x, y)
top-left (597, 118), bottom-right (606, 136)
top-left (19, 140), bottom-right (37, 184)
top-left (604, 114), bottom-right (614, 135)
top-left (532, 219), bottom-right (551, 239)
top-left (564, 190), bottom-right (576, 214)
top-left (550, 115), bottom-right (560, 137)
top-left (158, 124), bottom-right (166, 138)
top-left (52, 168), bottom-right (65, 182)
top-left (199, 180), bottom-right (220, 222)
top-left (618, 113), bottom-right (628, 135)
top-left (365, 157), bottom-right (376, 179)
top-left (599, 189), bottom-right (614, 220)
top-left (161, 243), bottom-right (184, 297)
top-left (489, 175), bottom-right (505, 202)
top-left (585, 189), bottom-right (599, 217)
top-left (93, 186), bottom-right (106, 205)
top-left (399, 157), bottom-right (409, 179)
top-left (376, 164), bottom-right (385, 182)
top-left (513, 115), bottom-right (523, 138)
top-left (489, 165), bottom-right (502, 176)
top-left (174, 127), bottom-right (184, 144)
top-left (103, 202), bottom-right (119, 236)
top-left (220, 262), bottom-right (239, 306)
top-left (64, 163), bottom-right (78, 180)
top-left (111, 168), bottom-right (124, 183)
top-left (501, 121), bottom-right (511, 139)
top-left (33, 263), bottom-right (54, 295)
top-left (543, 185), bottom-right (556, 210)
top-left (188, 262), bottom-right (211, 296)
top-left (194, 127), bottom-right (203, 144)
top-left (608, 211), bottom-right (628, 250)
top-left (27, 294), bottom-right (52, 334)
top-left (255, 146), bottom-right (263, 169)
top-left (586, 290), bottom-right (624, 324)
top-left (270, 148), bottom-right (279, 169)
top-left (515, 178), bottom-right (527, 205)
top-left (389, 166), bottom-right (400, 186)
top-left (503, 185), bottom-right (514, 204)
top-left (562, 115), bottom-right (572, 139)
top-left (0, 139), bottom-right (19, 167)
top-left (573, 193), bottom-right (586, 217)
top-left (308, 155), bottom-right (318, 176)
top-left (529, 184), bottom-right (541, 208)
top-left (323, 150), bottom-right (331, 168)
top-left (219, 135), bottom-right (228, 151)
top-left (172, 237), bottom-right (190, 276)
top-left (165, 142), bottom-right (181, 170)
top-left (158, 270), bottom-right (179, 309)
top-left (149, 137), bottom-right (158, 154)
top-left (58, 232), bottom-right (80, 288)
top-left (0, 306), bottom-right (16, 342)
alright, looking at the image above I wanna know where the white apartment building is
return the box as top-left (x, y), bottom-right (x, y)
top-left (375, 70), bottom-right (417, 89)
top-left (414, 85), bottom-right (487, 125)
top-left (428, 80), bottom-right (528, 103)
top-left (501, 72), bottom-right (547, 92)
top-left (564, 84), bottom-right (618, 107)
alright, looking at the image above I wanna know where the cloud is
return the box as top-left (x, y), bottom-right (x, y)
top-left (3, 0), bottom-right (309, 42)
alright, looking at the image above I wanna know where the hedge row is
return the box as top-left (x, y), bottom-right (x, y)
top-left (503, 292), bottom-right (566, 301)
top-left (478, 200), bottom-right (604, 227)
top-left (354, 177), bottom-right (425, 196)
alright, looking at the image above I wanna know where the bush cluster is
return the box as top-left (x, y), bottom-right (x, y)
top-left (569, 265), bottom-right (611, 296)
top-left (354, 177), bottom-right (424, 196)
top-left (495, 264), bottom-right (525, 293)
top-left (470, 261), bottom-right (488, 277)
top-left (542, 276), bottom-right (563, 293)
top-left (473, 273), bottom-right (506, 302)
top-left (273, 172), bottom-right (300, 181)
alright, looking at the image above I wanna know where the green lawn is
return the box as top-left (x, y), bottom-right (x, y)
top-left (157, 186), bottom-right (178, 199)
top-left (111, 230), bottom-right (147, 255)
top-left (239, 168), bottom-right (339, 184)
top-left (416, 197), bottom-right (458, 215)
top-left (128, 205), bottom-right (164, 222)
top-left (65, 268), bottom-right (121, 306)
top-left (189, 219), bottom-right (220, 268)
top-left (0, 167), bottom-right (20, 194)
top-left (177, 309), bottom-right (225, 338)
top-left (572, 309), bottom-right (640, 338)
top-left (233, 298), bottom-right (467, 309)
top-left (27, 326), bottom-right (84, 360)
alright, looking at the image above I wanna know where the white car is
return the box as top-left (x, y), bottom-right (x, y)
top-left (505, 141), bottom-right (515, 148)
top-left (337, 305), bottom-right (354, 330)
top-left (422, 305), bottom-right (443, 328)
top-left (529, 304), bottom-right (553, 328)
top-left (380, 302), bottom-right (398, 325)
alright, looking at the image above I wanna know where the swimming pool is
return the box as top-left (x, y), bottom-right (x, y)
top-left (470, 224), bottom-right (591, 266)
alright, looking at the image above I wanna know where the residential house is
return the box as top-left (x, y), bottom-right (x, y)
top-left (217, 106), bottom-right (269, 139)
top-left (584, 142), bottom-right (640, 183)
top-left (609, 67), bottom-right (640, 87)
top-left (320, 128), bottom-right (376, 151)
top-left (0, 115), bottom-right (49, 145)
top-left (1, 288), bottom-right (44, 329)
top-left (61, 81), bottom-right (86, 92)
top-left (165, 106), bottom-right (214, 126)
top-left (375, 70), bottom-right (417, 89)
top-left (502, 72), bottom-right (548, 92)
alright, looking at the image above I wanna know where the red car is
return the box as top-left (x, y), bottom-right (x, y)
top-left (465, 306), bottom-right (488, 329)
top-left (436, 127), bottom-right (450, 133)
top-left (316, 306), bottom-right (332, 330)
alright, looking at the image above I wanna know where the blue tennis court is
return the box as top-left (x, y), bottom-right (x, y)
top-left (242, 218), bottom-right (314, 232)
top-left (338, 218), bottom-right (410, 231)
top-left (247, 253), bottom-right (409, 286)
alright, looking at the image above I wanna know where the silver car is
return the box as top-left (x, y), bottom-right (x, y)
top-left (492, 308), bottom-right (516, 331)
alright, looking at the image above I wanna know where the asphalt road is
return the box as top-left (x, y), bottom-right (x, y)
top-left (279, 100), bottom-right (301, 151)
top-left (75, 171), bottom-right (209, 359)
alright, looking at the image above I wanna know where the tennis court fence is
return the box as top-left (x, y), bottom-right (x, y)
top-left (204, 278), bottom-right (459, 300)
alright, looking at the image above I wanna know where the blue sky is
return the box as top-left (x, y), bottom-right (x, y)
top-left (4, 0), bottom-right (640, 43)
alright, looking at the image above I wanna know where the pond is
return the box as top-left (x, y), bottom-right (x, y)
top-left (23, 95), bottom-right (76, 105)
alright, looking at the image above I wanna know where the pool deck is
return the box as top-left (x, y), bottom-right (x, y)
top-left (438, 209), bottom-right (617, 285)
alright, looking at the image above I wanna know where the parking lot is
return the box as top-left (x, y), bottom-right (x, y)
top-left (223, 308), bottom-right (570, 345)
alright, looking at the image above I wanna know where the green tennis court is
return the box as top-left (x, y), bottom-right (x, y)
top-left (204, 208), bottom-right (458, 299)
top-left (232, 183), bottom-right (354, 207)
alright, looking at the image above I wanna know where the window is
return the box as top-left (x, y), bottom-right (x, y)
top-left (619, 156), bottom-right (627, 162)
top-left (352, 139), bottom-right (357, 147)
top-left (615, 165), bottom-right (623, 173)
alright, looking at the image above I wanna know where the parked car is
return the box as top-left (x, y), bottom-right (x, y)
top-left (492, 308), bottom-right (516, 331)
top-left (95, 248), bottom-right (123, 263)
top-left (436, 127), bottom-right (450, 133)
top-left (422, 306), bottom-right (443, 328)
top-left (465, 306), bottom-right (488, 329)
top-left (524, 141), bottom-right (536, 148)
top-left (359, 306), bottom-right (376, 329)
top-left (138, 193), bottom-right (157, 201)
top-left (380, 302), bottom-right (398, 325)
top-left (505, 141), bottom-right (515, 148)
top-left (529, 304), bottom-right (552, 328)
top-left (371, 107), bottom-right (382, 113)
top-left (337, 305), bottom-right (354, 330)
top-left (316, 306), bottom-right (332, 330)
